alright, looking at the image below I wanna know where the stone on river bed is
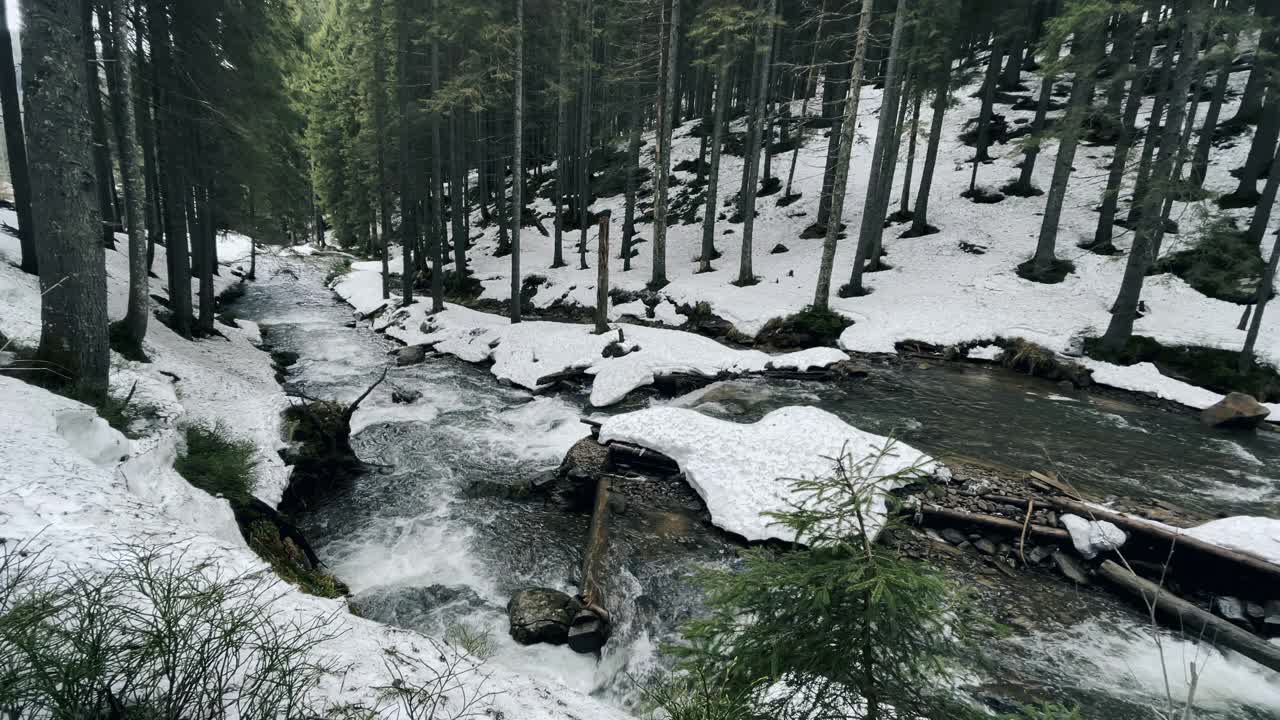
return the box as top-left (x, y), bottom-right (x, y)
top-left (1200, 392), bottom-right (1270, 429)
top-left (507, 588), bottom-right (582, 646)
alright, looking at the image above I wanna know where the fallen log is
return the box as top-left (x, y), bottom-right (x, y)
top-left (982, 494), bottom-right (1280, 585)
top-left (1098, 560), bottom-right (1280, 674)
top-left (919, 505), bottom-right (1071, 544)
top-left (605, 440), bottom-right (682, 474)
top-left (569, 476), bottom-right (612, 654)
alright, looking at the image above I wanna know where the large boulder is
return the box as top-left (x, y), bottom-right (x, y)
top-left (1200, 392), bottom-right (1271, 429)
top-left (507, 588), bottom-right (582, 645)
top-left (395, 344), bottom-right (429, 366)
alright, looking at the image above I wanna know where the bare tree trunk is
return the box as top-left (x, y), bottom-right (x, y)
top-left (1126, 38), bottom-right (1174, 226)
top-left (0, 21), bottom-right (35, 274)
top-left (372, 0), bottom-right (391, 299)
top-left (594, 210), bottom-right (610, 334)
top-left (651, 0), bottom-right (679, 289)
top-left (785, 1), bottom-right (825, 200)
top-left (1103, 1), bottom-right (1206, 351)
top-left (450, 113), bottom-right (467, 281)
top-left (1240, 220), bottom-right (1280, 372)
top-left (397, 0), bottom-right (416, 306)
top-left (813, 0), bottom-right (874, 310)
top-left (905, 35), bottom-right (954, 237)
top-left (552, 3), bottom-right (569, 270)
top-left (82, 0), bottom-right (115, 248)
top-left (105, 0), bottom-right (148, 347)
top-left (1012, 43), bottom-right (1058, 193)
top-left (577, 0), bottom-right (593, 272)
top-left (27, 0), bottom-right (109, 401)
top-left (814, 60), bottom-right (849, 229)
top-left (511, 0), bottom-right (524, 322)
top-left (130, 3), bottom-right (161, 271)
top-left (737, 0), bottom-right (778, 287)
top-left (621, 98), bottom-right (640, 272)
top-left (967, 36), bottom-right (1004, 192)
top-left (1191, 6), bottom-right (1237, 188)
top-left (429, 0), bottom-right (445, 313)
top-left (1088, 9), bottom-right (1155, 253)
top-left (148, 0), bottom-right (190, 338)
top-left (699, 60), bottom-right (729, 274)
top-left (897, 87), bottom-right (922, 217)
top-left (846, 0), bottom-right (909, 295)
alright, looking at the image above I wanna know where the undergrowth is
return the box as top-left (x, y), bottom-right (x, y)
top-left (1085, 335), bottom-right (1280, 402)
top-left (1152, 216), bottom-right (1264, 304)
top-left (324, 257), bottom-right (354, 286)
top-left (755, 306), bottom-right (852, 349)
top-left (177, 422), bottom-right (257, 504)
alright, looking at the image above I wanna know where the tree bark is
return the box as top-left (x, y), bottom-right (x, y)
top-left (621, 99), bottom-right (640, 272)
top-left (552, 2), bottom-right (569, 270)
top-left (511, 0), bottom-right (524, 322)
top-left (105, 0), bottom-right (148, 347)
top-left (27, 0), bottom-right (109, 401)
top-left (577, 0), bottom-right (593, 272)
top-left (1240, 218), bottom-right (1280, 373)
top-left (906, 36), bottom-right (954, 237)
top-left (651, 0), bottom-right (679, 289)
top-left (1190, 0), bottom-right (1237, 187)
top-left (1126, 37), bottom-right (1175, 226)
top-left (148, 0), bottom-right (191, 338)
top-left (967, 36), bottom-right (1004, 191)
top-left (594, 210), bottom-right (610, 334)
top-left (1103, 1), bottom-right (1206, 351)
top-left (0, 21), bottom-right (35, 274)
top-left (815, 60), bottom-right (850, 229)
top-left (429, 0), bottom-right (445, 314)
top-left (846, 0), bottom-right (909, 295)
top-left (130, 3), bottom-right (161, 270)
top-left (396, 0), bottom-right (416, 306)
top-left (370, 0), bottom-right (391, 299)
top-left (699, 60), bottom-right (729, 274)
top-left (82, 0), bottom-right (116, 248)
top-left (813, 0), bottom-right (874, 310)
top-left (737, 0), bottom-right (777, 287)
top-left (897, 87), bottom-right (922, 217)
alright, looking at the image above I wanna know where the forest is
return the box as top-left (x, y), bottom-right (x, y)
top-left (2, 0), bottom-right (1280, 718)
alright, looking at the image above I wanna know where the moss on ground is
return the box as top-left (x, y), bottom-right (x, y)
top-left (756, 307), bottom-right (853, 349)
top-left (1085, 335), bottom-right (1280, 402)
top-left (1152, 216), bottom-right (1264, 304)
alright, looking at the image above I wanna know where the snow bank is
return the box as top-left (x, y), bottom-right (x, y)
top-left (332, 275), bottom-right (849, 407)
top-left (598, 406), bottom-right (945, 543)
top-left (1183, 516), bottom-right (1280, 566)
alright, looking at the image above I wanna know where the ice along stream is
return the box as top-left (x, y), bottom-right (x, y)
top-left (229, 256), bottom-right (1280, 718)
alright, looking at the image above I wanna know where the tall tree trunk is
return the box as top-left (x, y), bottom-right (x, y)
top-left (896, 87), bottom-right (922, 217)
top-left (814, 60), bottom-right (850, 229)
top-left (1246, 139), bottom-right (1280, 248)
top-left (82, 0), bottom-right (115, 248)
top-left (1025, 31), bottom-right (1100, 281)
top-left (511, 0), bottom-right (524, 322)
top-left (699, 60), bottom-right (729, 274)
top-left (1089, 9), bottom-right (1155, 253)
top-left (784, 1), bottom-right (825, 200)
top-left (1012, 43), bottom-right (1058, 193)
top-left (105, 0), bottom-right (148, 348)
top-left (131, 3), bottom-right (161, 271)
top-left (450, 112), bottom-right (466, 281)
top-left (1126, 37), bottom-right (1174, 225)
top-left (906, 35), bottom-right (955, 237)
top-left (577, 0), bottom-right (593, 271)
top-left (651, 0), bottom-right (679, 289)
top-left (148, 0), bottom-right (191, 338)
top-left (372, 0), bottom-right (391, 299)
top-left (1191, 4), bottom-right (1237, 187)
top-left (846, 0), bottom-right (909, 295)
top-left (813, 0), bottom-right (874, 310)
top-left (397, 0), bottom-right (416, 306)
top-left (737, 0), bottom-right (777, 287)
top-left (1225, 86), bottom-right (1280, 206)
top-left (552, 3), bottom-right (569, 270)
top-left (0, 21), bottom-right (35, 274)
top-left (27, 0), bottom-right (109, 401)
top-left (429, 0), bottom-right (445, 313)
top-left (1227, 4), bottom-right (1278, 126)
top-left (621, 98), bottom-right (640, 272)
top-left (1240, 168), bottom-right (1280, 371)
top-left (1102, 1), bottom-right (1206, 351)
top-left (967, 36), bottom-right (1004, 192)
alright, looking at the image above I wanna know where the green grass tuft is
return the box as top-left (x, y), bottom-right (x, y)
top-left (324, 258), bottom-right (353, 286)
top-left (176, 422), bottom-right (258, 504)
top-left (1153, 216), bottom-right (1264, 304)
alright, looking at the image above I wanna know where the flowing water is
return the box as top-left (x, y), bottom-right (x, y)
top-left (230, 256), bottom-right (1280, 718)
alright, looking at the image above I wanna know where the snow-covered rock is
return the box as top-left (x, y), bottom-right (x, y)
top-left (598, 406), bottom-right (945, 543)
top-left (1059, 514), bottom-right (1127, 559)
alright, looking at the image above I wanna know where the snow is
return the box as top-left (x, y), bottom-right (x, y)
top-left (1059, 514), bottom-right (1127, 560)
top-left (598, 406), bottom-right (946, 543)
top-left (332, 277), bottom-right (850, 407)
top-left (1183, 516), bottom-right (1280, 566)
top-left (322, 55), bottom-right (1280, 416)
top-left (0, 233), bottom-right (634, 720)
top-left (967, 343), bottom-right (1004, 361)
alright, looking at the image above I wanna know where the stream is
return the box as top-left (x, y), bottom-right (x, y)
top-left (230, 256), bottom-right (1280, 719)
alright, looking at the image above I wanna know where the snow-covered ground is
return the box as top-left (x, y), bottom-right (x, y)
top-left (598, 405), bottom-right (945, 543)
top-left (0, 231), bottom-right (632, 719)
top-left (329, 54), bottom-right (1279, 416)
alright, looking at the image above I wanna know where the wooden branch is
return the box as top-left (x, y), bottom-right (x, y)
top-left (1098, 560), bottom-right (1280, 674)
top-left (569, 476), bottom-right (612, 654)
top-left (919, 505), bottom-right (1071, 544)
top-left (983, 494), bottom-right (1280, 582)
top-left (341, 366), bottom-right (389, 424)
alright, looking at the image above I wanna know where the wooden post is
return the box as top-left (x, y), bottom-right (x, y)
top-left (595, 210), bottom-right (611, 334)
top-left (1098, 560), bottom-right (1280, 673)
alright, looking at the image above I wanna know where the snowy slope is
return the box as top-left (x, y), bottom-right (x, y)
top-left (333, 56), bottom-right (1278, 413)
top-left (598, 406), bottom-right (945, 543)
top-left (0, 233), bottom-right (635, 719)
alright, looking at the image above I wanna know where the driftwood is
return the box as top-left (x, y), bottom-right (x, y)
top-left (982, 494), bottom-right (1280, 586)
top-left (919, 505), bottom-right (1072, 544)
top-left (1098, 560), bottom-right (1280, 674)
top-left (605, 439), bottom-right (682, 475)
top-left (569, 476), bottom-right (612, 654)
